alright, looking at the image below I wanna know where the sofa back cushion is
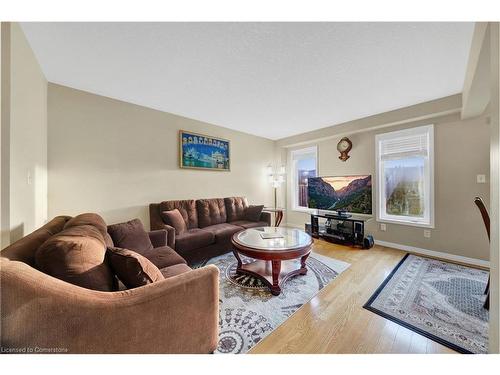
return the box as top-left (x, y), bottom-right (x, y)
top-left (245, 205), bottom-right (264, 222)
top-left (224, 197), bottom-right (249, 222)
top-left (35, 225), bottom-right (115, 291)
top-left (196, 198), bottom-right (227, 228)
top-left (149, 203), bottom-right (165, 231)
top-left (106, 247), bottom-right (164, 289)
top-left (161, 209), bottom-right (187, 234)
top-left (159, 200), bottom-right (198, 229)
top-left (64, 212), bottom-right (114, 247)
top-left (107, 219), bottom-right (153, 254)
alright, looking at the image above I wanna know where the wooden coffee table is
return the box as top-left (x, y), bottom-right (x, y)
top-left (231, 227), bottom-right (313, 296)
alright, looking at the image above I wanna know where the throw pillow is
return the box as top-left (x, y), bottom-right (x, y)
top-left (245, 205), bottom-right (264, 222)
top-left (106, 247), bottom-right (164, 289)
top-left (107, 218), bottom-right (153, 254)
top-left (160, 209), bottom-right (188, 234)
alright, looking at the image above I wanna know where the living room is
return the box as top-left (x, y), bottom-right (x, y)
top-left (1, 0), bottom-right (499, 372)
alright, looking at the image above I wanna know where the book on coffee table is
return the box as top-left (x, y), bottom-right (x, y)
top-left (260, 232), bottom-right (284, 239)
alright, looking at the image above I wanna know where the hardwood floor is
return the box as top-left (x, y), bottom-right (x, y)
top-left (249, 239), bottom-right (456, 354)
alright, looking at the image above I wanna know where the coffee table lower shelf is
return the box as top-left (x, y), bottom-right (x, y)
top-left (233, 254), bottom-right (309, 296)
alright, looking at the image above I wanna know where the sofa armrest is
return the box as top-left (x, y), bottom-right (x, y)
top-left (260, 211), bottom-right (272, 226)
top-left (148, 229), bottom-right (168, 248)
top-left (162, 224), bottom-right (176, 248)
top-left (0, 259), bottom-right (219, 353)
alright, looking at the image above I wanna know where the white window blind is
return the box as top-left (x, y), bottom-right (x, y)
top-left (379, 131), bottom-right (429, 161)
top-left (292, 148), bottom-right (316, 161)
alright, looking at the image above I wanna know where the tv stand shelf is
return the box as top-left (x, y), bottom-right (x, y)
top-left (308, 210), bottom-right (373, 248)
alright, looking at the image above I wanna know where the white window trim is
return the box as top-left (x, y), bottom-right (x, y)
top-left (375, 125), bottom-right (435, 228)
top-left (290, 146), bottom-right (318, 213)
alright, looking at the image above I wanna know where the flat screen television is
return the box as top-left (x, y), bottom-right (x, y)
top-left (307, 175), bottom-right (372, 214)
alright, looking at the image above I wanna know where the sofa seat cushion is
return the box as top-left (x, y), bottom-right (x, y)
top-left (35, 225), bottom-right (115, 291)
top-left (160, 263), bottom-right (192, 278)
top-left (203, 223), bottom-right (242, 242)
top-left (142, 245), bottom-right (187, 269)
top-left (230, 220), bottom-right (269, 229)
top-left (107, 218), bottom-right (153, 254)
top-left (196, 198), bottom-right (227, 228)
top-left (106, 247), bottom-right (164, 289)
top-left (175, 229), bottom-right (215, 252)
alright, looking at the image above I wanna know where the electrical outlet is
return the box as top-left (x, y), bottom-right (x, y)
top-left (380, 223), bottom-right (386, 232)
top-left (424, 229), bottom-right (431, 238)
top-left (477, 174), bottom-right (486, 183)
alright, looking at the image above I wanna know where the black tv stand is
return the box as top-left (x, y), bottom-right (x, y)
top-left (324, 212), bottom-right (352, 219)
top-left (308, 210), bottom-right (373, 248)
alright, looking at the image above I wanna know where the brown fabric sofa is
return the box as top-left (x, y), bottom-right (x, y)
top-left (150, 197), bottom-right (271, 264)
top-left (0, 216), bottom-right (219, 354)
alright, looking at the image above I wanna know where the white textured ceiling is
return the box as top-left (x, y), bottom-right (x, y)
top-left (21, 22), bottom-right (474, 140)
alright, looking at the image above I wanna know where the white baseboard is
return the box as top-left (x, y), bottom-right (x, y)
top-left (375, 239), bottom-right (490, 268)
top-left (287, 222), bottom-right (490, 269)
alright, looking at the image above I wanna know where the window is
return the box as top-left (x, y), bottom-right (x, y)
top-left (291, 146), bottom-right (317, 211)
top-left (376, 125), bottom-right (434, 227)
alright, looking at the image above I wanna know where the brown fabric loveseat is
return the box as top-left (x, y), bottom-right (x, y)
top-left (150, 197), bottom-right (271, 265)
top-left (0, 215), bottom-right (219, 353)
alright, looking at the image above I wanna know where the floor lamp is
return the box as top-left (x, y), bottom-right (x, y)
top-left (267, 165), bottom-right (286, 209)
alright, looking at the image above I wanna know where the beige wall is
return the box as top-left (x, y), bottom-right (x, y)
top-left (282, 113), bottom-right (491, 261)
top-left (47, 84), bottom-right (275, 228)
top-left (1, 23), bottom-right (47, 245)
top-left (1, 23), bottom-right (10, 248)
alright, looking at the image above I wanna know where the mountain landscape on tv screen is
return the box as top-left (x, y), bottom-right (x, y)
top-left (307, 175), bottom-right (372, 214)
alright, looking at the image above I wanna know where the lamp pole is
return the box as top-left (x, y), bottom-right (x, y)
top-left (268, 164), bottom-right (285, 210)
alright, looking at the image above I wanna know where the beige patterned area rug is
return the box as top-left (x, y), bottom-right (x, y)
top-left (364, 254), bottom-right (489, 354)
top-left (198, 252), bottom-right (350, 354)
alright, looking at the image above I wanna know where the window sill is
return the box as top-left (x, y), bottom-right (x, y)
top-left (291, 207), bottom-right (315, 214)
top-left (377, 218), bottom-right (435, 229)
